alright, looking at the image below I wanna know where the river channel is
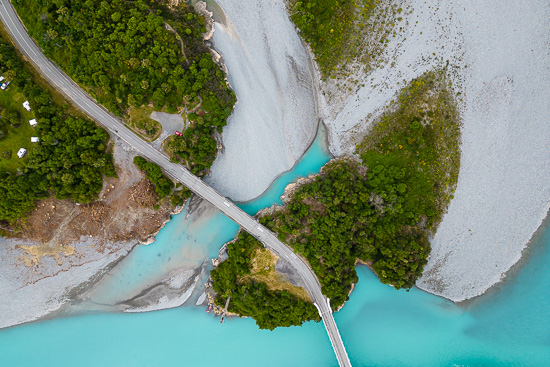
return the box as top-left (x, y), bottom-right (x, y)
top-left (0, 122), bottom-right (549, 366)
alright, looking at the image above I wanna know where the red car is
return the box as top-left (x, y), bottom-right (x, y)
top-left (174, 131), bottom-right (182, 136)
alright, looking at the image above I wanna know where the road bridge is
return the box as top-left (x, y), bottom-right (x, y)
top-left (0, 2), bottom-right (351, 365)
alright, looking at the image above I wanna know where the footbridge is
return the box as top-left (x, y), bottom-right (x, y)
top-left (0, 1), bottom-right (351, 365)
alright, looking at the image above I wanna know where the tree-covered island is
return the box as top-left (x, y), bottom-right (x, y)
top-left (211, 71), bottom-right (461, 328)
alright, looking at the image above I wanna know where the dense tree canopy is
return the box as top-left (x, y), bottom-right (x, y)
top-left (261, 159), bottom-right (431, 307)
top-left (13, 0), bottom-right (235, 175)
top-left (210, 232), bottom-right (320, 330)
top-left (27, 111), bottom-right (114, 203)
top-left (0, 172), bottom-right (47, 223)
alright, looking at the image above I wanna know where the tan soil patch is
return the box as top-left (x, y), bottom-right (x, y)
top-left (243, 248), bottom-right (311, 302)
top-left (16, 243), bottom-right (75, 267)
top-left (16, 145), bottom-right (174, 246)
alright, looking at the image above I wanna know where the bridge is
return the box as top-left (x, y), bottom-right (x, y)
top-left (0, 1), bottom-right (351, 366)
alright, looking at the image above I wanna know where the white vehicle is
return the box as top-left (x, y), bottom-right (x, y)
top-left (17, 148), bottom-right (27, 158)
top-left (1, 81), bottom-right (10, 90)
top-left (0, 76), bottom-right (5, 82)
top-left (22, 100), bottom-right (31, 111)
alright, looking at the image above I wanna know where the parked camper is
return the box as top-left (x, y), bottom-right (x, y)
top-left (22, 101), bottom-right (31, 111)
top-left (1, 81), bottom-right (10, 90)
top-left (17, 148), bottom-right (26, 158)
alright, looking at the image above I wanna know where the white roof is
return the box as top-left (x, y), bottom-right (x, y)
top-left (31, 137), bottom-right (39, 143)
top-left (0, 76), bottom-right (4, 82)
top-left (17, 148), bottom-right (27, 158)
top-left (29, 119), bottom-right (37, 126)
top-left (22, 101), bottom-right (31, 111)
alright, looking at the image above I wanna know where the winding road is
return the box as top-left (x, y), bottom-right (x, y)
top-left (0, 1), bottom-right (351, 366)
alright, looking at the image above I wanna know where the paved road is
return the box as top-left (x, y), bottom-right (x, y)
top-left (0, 2), bottom-right (351, 366)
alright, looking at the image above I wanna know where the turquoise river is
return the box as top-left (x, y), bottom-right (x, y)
top-left (0, 126), bottom-right (549, 366)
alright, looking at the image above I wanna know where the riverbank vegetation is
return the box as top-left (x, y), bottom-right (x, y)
top-left (212, 71), bottom-right (460, 325)
top-left (133, 157), bottom-right (174, 198)
top-left (127, 107), bottom-right (161, 142)
top-left (13, 0), bottom-right (235, 175)
top-left (0, 38), bottom-right (114, 226)
top-left (133, 156), bottom-right (191, 207)
top-left (210, 231), bottom-right (320, 330)
top-left (288, 0), bottom-right (403, 79)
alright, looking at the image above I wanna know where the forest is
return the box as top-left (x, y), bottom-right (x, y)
top-left (212, 72), bottom-right (460, 326)
top-left (0, 38), bottom-right (114, 226)
top-left (13, 0), bottom-right (235, 176)
top-left (210, 231), bottom-right (320, 330)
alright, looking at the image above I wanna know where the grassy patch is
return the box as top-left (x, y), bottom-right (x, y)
top-left (0, 79), bottom-right (36, 173)
top-left (127, 106), bottom-right (162, 142)
top-left (243, 248), bottom-right (311, 302)
top-left (0, 121), bottom-right (35, 173)
top-left (210, 231), bottom-right (320, 330)
top-left (0, 23), bottom-right (89, 121)
top-left (357, 70), bottom-right (461, 229)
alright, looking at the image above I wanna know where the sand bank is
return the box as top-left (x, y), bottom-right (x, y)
top-left (206, 0), bottom-right (318, 201)
top-left (0, 236), bottom-right (135, 329)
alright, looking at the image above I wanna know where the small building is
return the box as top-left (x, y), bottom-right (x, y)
top-left (31, 137), bottom-right (39, 143)
top-left (17, 148), bottom-right (27, 158)
top-left (29, 119), bottom-right (37, 126)
top-left (0, 76), bottom-right (4, 82)
top-left (22, 101), bottom-right (31, 111)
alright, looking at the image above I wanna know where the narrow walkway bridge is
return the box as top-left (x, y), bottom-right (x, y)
top-left (0, 2), bottom-right (351, 366)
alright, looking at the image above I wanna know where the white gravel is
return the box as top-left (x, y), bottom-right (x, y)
top-left (125, 273), bottom-right (200, 313)
top-left (206, 0), bottom-right (318, 201)
top-left (0, 237), bottom-right (134, 329)
top-left (320, 0), bottom-right (550, 301)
